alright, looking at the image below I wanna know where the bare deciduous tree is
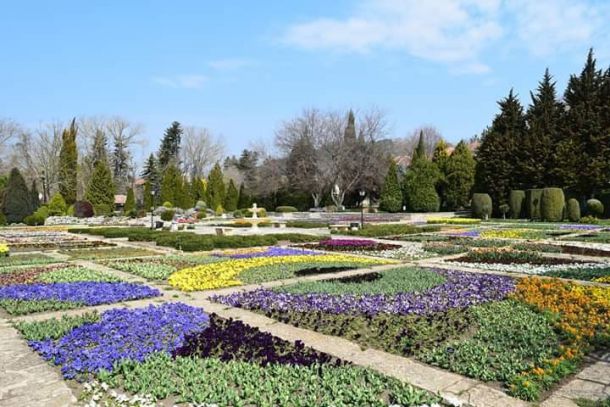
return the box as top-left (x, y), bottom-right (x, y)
top-left (106, 117), bottom-right (143, 193)
top-left (181, 126), bottom-right (225, 181)
top-left (395, 126), bottom-right (445, 160)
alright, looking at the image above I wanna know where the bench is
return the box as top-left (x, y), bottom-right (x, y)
top-left (215, 228), bottom-right (233, 236)
top-left (271, 221), bottom-right (286, 228)
top-left (329, 224), bottom-right (350, 232)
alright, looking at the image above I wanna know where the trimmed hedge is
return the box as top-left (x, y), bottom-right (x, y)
top-left (566, 199), bottom-right (581, 222)
top-left (68, 228), bottom-right (318, 251)
top-left (337, 224), bottom-right (440, 237)
top-left (541, 188), bottom-right (565, 222)
top-left (471, 193), bottom-right (492, 220)
top-left (275, 206), bottom-right (297, 213)
top-left (586, 199), bottom-right (604, 218)
top-left (509, 190), bottom-right (525, 219)
top-left (599, 192), bottom-right (610, 218)
top-left (525, 189), bottom-right (543, 220)
top-left (160, 210), bottom-right (175, 222)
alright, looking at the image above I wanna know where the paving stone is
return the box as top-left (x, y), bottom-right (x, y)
top-left (576, 362), bottom-right (610, 385)
top-left (555, 379), bottom-right (607, 400)
top-left (540, 396), bottom-right (579, 407)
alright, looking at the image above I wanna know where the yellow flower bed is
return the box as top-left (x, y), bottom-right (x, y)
top-left (593, 276), bottom-right (610, 284)
top-left (427, 218), bottom-right (481, 225)
top-left (480, 228), bottom-right (541, 239)
top-left (168, 254), bottom-right (393, 291)
top-left (0, 243), bottom-right (9, 257)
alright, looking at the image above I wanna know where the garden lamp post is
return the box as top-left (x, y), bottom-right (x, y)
top-left (359, 190), bottom-right (366, 229)
top-left (150, 190), bottom-right (156, 230)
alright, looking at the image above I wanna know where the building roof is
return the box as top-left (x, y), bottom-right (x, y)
top-left (114, 194), bottom-right (127, 205)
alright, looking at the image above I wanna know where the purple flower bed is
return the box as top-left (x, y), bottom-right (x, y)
top-left (448, 230), bottom-right (481, 238)
top-left (319, 239), bottom-right (376, 247)
top-left (560, 224), bottom-right (601, 231)
top-left (216, 246), bottom-right (320, 259)
top-left (212, 270), bottom-right (515, 316)
top-left (29, 303), bottom-right (209, 379)
top-left (0, 282), bottom-right (160, 305)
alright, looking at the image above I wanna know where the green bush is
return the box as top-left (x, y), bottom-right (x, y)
top-left (94, 203), bottom-right (112, 216)
top-left (471, 193), bottom-right (492, 220)
top-left (598, 192), bottom-right (610, 218)
top-left (339, 224), bottom-right (440, 237)
top-left (566, 199), bottom-right (581, 222)
top-left (499, 204), bottom-right (510, 219)
top-left (509, 190), bottom-right (525, 219)
top-left (0, 212), bottom-right (7, 226)
top-left (275, 206), bottom-right (298, 213)
top-left (525, 189), bottom-right (543, 220)
top-left (586, 199), bottom-right (604, 218)
top-left (161, 210), bottom-right (175, 222)
top-left (66, 205), bottom-right (75, 216)
top-left (233, 210), bottom-right (243, 218)
top-left (48, 193), bottom-right (67, 216)
top-left (163, 201), bottom-right (173, 208)
top-left (197, 211), bottom-right (207, 219)
top-left (541, 188), bottom-right (565, 222)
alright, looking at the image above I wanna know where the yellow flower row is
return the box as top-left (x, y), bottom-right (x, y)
top-left (480, 228), bottom-right (538, 239)
top-left (168, 254), bottom-right (393, 291)
top-left (0, 243), bottom-right (9, 257)
top-left (593, 276), bottom-right (610, 284)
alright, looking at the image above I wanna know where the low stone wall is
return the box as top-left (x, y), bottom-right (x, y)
top-left (44, 216), bottom-right (148, 227)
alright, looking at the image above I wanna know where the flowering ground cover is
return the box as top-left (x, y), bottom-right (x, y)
top-left (300, 238), bottom-right (432, 260)
top-left (0, 230), bottom-right (114, 251)
top-left (563, 232), bottom-right (610, 244)
top-left (105, 254), bottom-right (226, 280)
top-left (213, 267), bottom-right (610, 401)
top-left (0, 253), bottom-right (60, 268)
top-left (0, 265), bottom-right (121, 286)
top-left (59, 246), bottom-right (161, 260)
top-left (168, 251), bottom-right (394, 291)
top-left (18, 303), bottom-right (440, 406)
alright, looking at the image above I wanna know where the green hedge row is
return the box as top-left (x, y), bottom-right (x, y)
top-left (68, 228), bottom-right (318, 251)
top-left (335, 224), bottom-right (440, 237)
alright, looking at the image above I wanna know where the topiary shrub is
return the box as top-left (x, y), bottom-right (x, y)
top-left (215, 204), bottom-right (224, 217)
top-left (499, 204), bottom-right (510, 219)
top-left (163, 201), bottom-right (173, 208)
top-left (74, 200), bottom-right (94, 218)
top-left (161, 210), bottom-right (175, 222)
top-left (525, 189), bottom-right (543, 220)
top-left (566, 199), bottom-right (581, 222)
top-left (471, 193), bottom-right (492, 220)
top-left (233, 209), bottom-right (243, 218)
top-left (136, 209), bottom-right (147, 218)
top-left (275, 206), bottom-right (298, 213)
top-left (586, 199), bottom-right (604, 218)
top-left (197, 211), bottom-right (207, 219)
top-left (509, 190), bottom-right (526, 219)
top-left (541, 188), bottom-right (565, 222)
top-left (48, 193), bottom-right (67, 216)
top-left (94, 204), bottom-right (112, 216)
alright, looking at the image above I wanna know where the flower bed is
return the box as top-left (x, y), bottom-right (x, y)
top-left (303, 238), bottom-right (401, 252)
top-left (427, 218), bottom-right (481, 225)
top-left (0, 243), bottom-right (8, 257)
top-left (213, 246), bottom-right (320, 258)
top-left (105, 254), bottom-right (225, 280)
top-left (335, 224), bottom-right (440, 238)
top-left (0, 281), bottom-right (161, 315)
top-left (480, 228), bottom-right (548, 240)
top-left (18, 303), bottom-right (439, 406)
top-left (0, 265), bottom-right (121, 286)
top-left (169, 253), bottom-right (392, 291)
top-left (0, 230), bottom-right (114, 251)
top-left (0, 253), bottom-right (60, 268)
top-left (59, 246), bottom-right (161, 260)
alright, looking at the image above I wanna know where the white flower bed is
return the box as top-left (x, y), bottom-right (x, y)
top-left (350, 242), bottom-right (430, 260)
top-left (45, 216), bottom-right (147, 226)
top-left (446, 260), bottom-right (609, 275)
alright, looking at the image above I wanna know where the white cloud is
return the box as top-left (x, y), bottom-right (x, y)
top-left (152, 74), bottom-right (207, 89)
top-left (281, 0), bottom-right (610, 73)
top-left (208, 58), bottom-right (255, 70)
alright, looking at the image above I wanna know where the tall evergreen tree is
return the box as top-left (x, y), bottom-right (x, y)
top-left (206, 163), bottom-right (226, 210)
top-left (475, 90), bottom-right (526, 209)
top-left (344, 110), bottom-right (356, 142)
top-left (143, 180), bottom-right (153, 209)
top-left (159, 164), bottom-right (181, 206)
top-left (525, 69), bottom-right (564, 188)
top-left (379, 160), bottom-right (402, 212)
top-left (59, 118), bottom-right (78, 205)
top-left (124, 188), bottom-right (135, 214)
top-left (224, 179), bottom-right (239, 211)
top-left (29, 180), bottom-right (40, 213)
top-left (412, 131), bottom-right (427, 162)
top-left (158, 121), bottom-right (183, 169)
top-left (86, 160), bottom-right (115, 215)
top-left (432, 140), bottom-right (450, 209)
top-left (1, 168), bottom-right (33, 223)
top-left (445, 141), bottom-right (476, 210)
top-left (560, 49), bottom-right (607, 197)
top-left (237, 183), bottom-right (250, 209)
top-left (402, 157), bottom-right (440, 213)
top-left (91, 129), bottom-right (108, 165)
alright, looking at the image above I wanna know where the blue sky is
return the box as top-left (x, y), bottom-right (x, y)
top-left (1, 0), bottom-right (609, 161)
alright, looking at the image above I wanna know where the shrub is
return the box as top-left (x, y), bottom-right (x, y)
top-left (215, 204), bottom-right (224, 216)
top-left (525, 189), bottom-right (543, 220)
top-left (136, 209), bottom-right (147, 218)
top-left (1, 168), bottom-right (33, 223)
top-left (579, 215), bottom-right (599, 224)
top-left (0, 212), bottom-right (6, 226)
top-left (471, 193), bottom-right (492, 220)
top-left (161, 210), bottom-right (175, 222)
top-left (499, 204), bottom-right (510, 219)
top-left (338, 224), bottom-right (440, 237)
top-left (197, 211), bottom-right (207, 219)
top-left (541, 188), bottom-right (565, 222)
top-left (566, 199), bottom-right (581, 222)
top-left (48, 193), bottom-right (67, 216)
top-left (598, 192), bottom-right (610, 218)
top-left (586, 199), bottom-right (604, 218)
top-left (509, 190), bottom-right (526, 219)
top-left (24, 206), bottom-right (49, 226)
top-left (94, 204), bottom-right (112, 216)
top-left (195, 201), bottom-right (206, 210)
top-left (163, 201), bottom-right (173, 208)
top-left (233, 210), bottom-right (243, 218)
top-left (275, 206), bottom-right (297, 213)
top-left (74, 200), bottom-right (94, 218)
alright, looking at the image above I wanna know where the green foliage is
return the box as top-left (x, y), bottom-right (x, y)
top-left (240, 261), bottom-right (378, 284)
top-left (160, 165), bottom-right (190, 209)
top-left (586, 199), bottom-right (604, 218)
top-left (379, 160), bottom-right (403, 212)
top-left (58, 119), bottom-right (78, 204)
top-left (157, 121), bottom-right (182, 169)
top-left (432, 139), bottom-right (450, 209)
top-left (86, 160), bottom-right (115, 215)
top-left (339, 224), bottom-right (440, 237)
top-left (60, 246), bottom-right (158, 260)
top-left (541, 188), bottom-right (565, 222)
top-left (48, 193), bottom-right (67, 216)
top-left (206, 163), bottom-right (225, 210)
top-left (526, 189), bottom-right (543, 220)
top-left (16, 312), bottom-right (100, 341)
top-left (0, 212), bottom-right (6, 226)
top-left (37, 266), bottom-right (121, 283)
top-left (542, 266), bottom-right (610, 282)
top-left (499, 204), bottom-right (510, 218)
top-left (106, 261), bottom-right (177, 280)
top-left (471, 193), bottom-right (492, 219)
top-left (29, 180), bottom-right (40, 213)
top-left (2, 168), bottom-right (33, 223)
top-left (143, 181), bottom-right (153, 209)
top-left (444, 141), bottom-right (476, 210)
top-left (509, 190), bottom-right (526, 219)
top-left (402, 158), bottom-right (440, 212)
top-left (0, 299), bottom-right (82, 315)
top-left (275, 206), bottom-right (297, 213)
top-left (223, 179), bottom-right (239, 212)
top-left (233, 209), bottom-right (243, 218)
top-left (237, 183), bottom-right (251, 209)
top-left (215, 204), bottom-right (224, 216)
top-left (160, 210), bottom-right (175, 222)
top-left (567, 198), bottom-right (581, 222)
top-left (124, 188), bottom-right (135, 213)
top-left (24, 206), bottom-right (48, 226)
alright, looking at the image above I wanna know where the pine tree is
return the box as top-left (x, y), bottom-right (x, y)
top-left (158, 121), bottom-right (183, 169)
top-left (523, 69), bottom-right (564, 188)
top-left (402, 157), bottom-right (440, 213)
top-left (344, 110), bottom-right (356, 142)
top-left (237, 183), bottom-right (250, 209)
top-left (143, 181), bottom-right (153, 209)
top-left (445, 141), bottom-right (476, 210)
top-left (412, 131), bottom-right (427, 162)
top-left (560, 49), bottom-right (607, 197)
top-left (59, 118), bottom-right (78, 204)
top-left (1, 168), bottom-right (33, 223)
top-left (124, 188), bottom-right (135, 214)
top-left (141, 153), bottom-right (160, 192)
top-left (160, 164), bottom-right (181, 206)
top-left (379, 160), bottom-right (402, 212)
top-left (206, 163), bottom-right (226, 210)
top-left (432, 140), bottom-right (450, 209)
top-left (475, 90), bottom-right (526, 210)
top-left (29, 180), bottom-right (40, 213)
top-left (224, 179), bottom-right (239, 211)
top-left (86, 160), bottom-right (115, 215)
top-left (91, 129), bottom-right (108, 165)
top-left (175, 176), bottom-right (192, 209)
